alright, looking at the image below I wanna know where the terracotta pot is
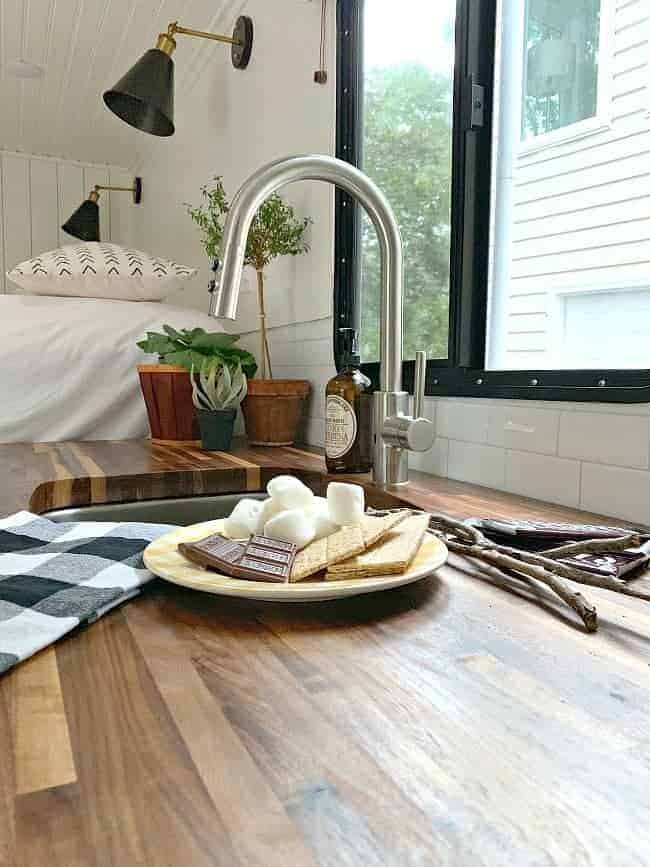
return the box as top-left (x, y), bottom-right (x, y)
top-left (137, 364), bottom-right (198, 441)
top-left (242, 379), bottom-right (311, 446)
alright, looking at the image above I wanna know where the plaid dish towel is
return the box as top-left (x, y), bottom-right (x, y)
top-left (0, 511), bottom-right (174, 676)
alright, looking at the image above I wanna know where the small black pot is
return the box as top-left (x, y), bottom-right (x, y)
top-left (196, 408), bottom-right (237, 451)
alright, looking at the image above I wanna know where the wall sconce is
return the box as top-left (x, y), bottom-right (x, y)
top-left (102, 17), bottom-right (254, 137)
top-left (61, 178), bottom-right (143, 242)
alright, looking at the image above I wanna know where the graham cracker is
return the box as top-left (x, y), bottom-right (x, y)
top-left (326, 513), bottom-right (430, 580)
top-left (290, 525), bottom-right (364, 582)
top-left (289, 511), bottom-right (411, 583)
top-left (360, 511), bottom-right (410, 548)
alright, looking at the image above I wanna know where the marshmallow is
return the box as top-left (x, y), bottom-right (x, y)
top-left (266, 475), bottom-right (315, 510)
top-left (327, 482), bottom-right (365, 526)
top-left (223, 499), bottom-right (262, 539)
top-left (252, 496), bottom-right (285, 534)
top-left (308, 497), bottom-right (339, 541)
top-left (264, 509), bottom-right (316, 550)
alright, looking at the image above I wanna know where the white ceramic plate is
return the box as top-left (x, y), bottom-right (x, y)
top-left (143, 518), bottom-right (448, 602)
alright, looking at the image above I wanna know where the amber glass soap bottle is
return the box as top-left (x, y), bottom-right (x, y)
top-left (325, 329), bottom-right (372, 474)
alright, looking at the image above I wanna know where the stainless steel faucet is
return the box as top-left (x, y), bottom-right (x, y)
top-left (208, 154), bottom-right (434, 487)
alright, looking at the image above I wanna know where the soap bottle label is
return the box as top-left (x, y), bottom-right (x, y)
top-left (325, 395), bottom-right (357, 459)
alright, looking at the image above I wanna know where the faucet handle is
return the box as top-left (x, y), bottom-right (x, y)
top-left (413, 350), bottom-right (426, 419)
top-left (382, 413), bottom-right (434, 452)
top-left (381, 351), bottom-right (434, 453)
top-left (381, 349), bottom-right (434, 453)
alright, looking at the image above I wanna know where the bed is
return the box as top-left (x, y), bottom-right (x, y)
top-left (0, 294), bottom-right (225, 443)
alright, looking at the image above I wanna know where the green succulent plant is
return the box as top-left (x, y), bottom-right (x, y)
top-left (191, 359), bottom-right (248, 411)
top-left (137, 325), bottom-right (257, 379)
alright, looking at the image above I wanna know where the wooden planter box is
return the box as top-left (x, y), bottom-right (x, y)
top-left (137, 364), bottom-right (198, 441)
top-left (242, 379), bottom-right (311, 446)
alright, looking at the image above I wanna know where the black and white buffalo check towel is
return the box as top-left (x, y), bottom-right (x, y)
top-left (0, 511), bottom-right (173, 675)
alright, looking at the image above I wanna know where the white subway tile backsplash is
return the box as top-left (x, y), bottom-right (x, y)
top-left (409, 437), bottom-right (449, 477)
top-left (580, 463), bottom-right (650, 525)
top-left (294, 318), bottom-right (332, 341)
top-left (303, 416), bottom-right (325, 448)
top-left (448, 441), bottom-right (506, 488)
top-left (265, 340), bottom-right (299, 367)
top-left (306, 388), bottom-right (326, 421)
top-left (559, 412), bottom-right (650, 469)
top-left (487, 404), bottom-right (559, 454)
top-left (505, 451), bottom-right (580, 508)
top-left (293, 338), bottom-right (334, 366)
top-left (437, 400), bottom-right (490, 443)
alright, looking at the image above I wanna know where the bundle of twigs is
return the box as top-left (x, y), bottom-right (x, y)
top-left (368, 508), bottom-right (650, 632)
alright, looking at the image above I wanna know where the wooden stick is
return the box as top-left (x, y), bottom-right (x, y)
top-left (541, 535), bottom-right (642, 558)
top-left (373, 507), bottom-right (650, 610)
top-left (442, 536), bottom-right (599, 632)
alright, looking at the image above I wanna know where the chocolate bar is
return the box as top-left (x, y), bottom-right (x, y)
top-left (471, 518), bottom-right (649, 542)
top-left (178, 533), bottom-right (297, 583)
top-left (558, 550), bottom-right (650, 580)
top-left (470, 518), bottom-right (650, 580)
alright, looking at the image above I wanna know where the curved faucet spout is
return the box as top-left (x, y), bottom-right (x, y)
top-left (208, 154), bottom-right (403, 394)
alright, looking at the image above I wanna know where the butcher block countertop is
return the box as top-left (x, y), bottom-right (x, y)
top-left (1, 438), bottom-right (649, 867)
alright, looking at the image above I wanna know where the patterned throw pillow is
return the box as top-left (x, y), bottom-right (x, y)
top-left (7, 243), bottom-right (198, 301)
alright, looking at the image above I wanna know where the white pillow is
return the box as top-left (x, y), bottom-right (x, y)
top-left (7, 242), bottom-right (198, 301)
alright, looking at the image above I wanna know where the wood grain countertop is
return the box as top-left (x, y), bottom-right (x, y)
top-left (1, 438), bottom-right (649, 866)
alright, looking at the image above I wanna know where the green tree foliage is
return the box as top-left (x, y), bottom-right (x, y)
top-left (186, 177), bottom-right (312, 379)
top-left (359, 63), bottom-right (452, 361)
top-left (186, 177), bottom-right (311, 271)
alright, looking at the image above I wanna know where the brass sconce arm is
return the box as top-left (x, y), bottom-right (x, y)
top-left (88, 178), bottom-right (143, 205)
top-left (168, 20), bottom-right (239, 46)
top-left (155, 17), bottom-right (253, 67)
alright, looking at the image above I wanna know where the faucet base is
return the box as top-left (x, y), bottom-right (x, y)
top-left (372, 391), bottom-right (409, 487)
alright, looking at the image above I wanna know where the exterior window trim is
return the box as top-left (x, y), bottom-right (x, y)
top-left (334, 0), bottom-right (650, 404)
top-left (518, 0), bottom-right (614, 156)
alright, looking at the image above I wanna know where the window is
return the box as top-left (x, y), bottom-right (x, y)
top-left (357, 0), bottom-right (456, 363)
top-left (335, 0), bottom-right (650, 402)
top-left (522, 0), bottom-right (601, 141)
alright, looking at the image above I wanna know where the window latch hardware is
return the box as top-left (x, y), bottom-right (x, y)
top-left (469, 77), bottom-right (485, 130)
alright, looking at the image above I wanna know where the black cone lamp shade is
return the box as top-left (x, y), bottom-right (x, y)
top-left (61, 197), bottom-right (100, 242)
top-left (61, 180), bottom-right (142, 242)
top-left (102, 18), bottom-right (253, 137)
top-left (103, 48), bottom-right (175, 137)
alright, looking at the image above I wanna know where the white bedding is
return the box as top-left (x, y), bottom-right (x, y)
top-left (0, 295), bottom-right (225, 443)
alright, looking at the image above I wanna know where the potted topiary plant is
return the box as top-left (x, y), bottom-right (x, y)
top-left (136, 325), bottom-right (256, 441)
top-left (190, 359), bottom-right (248, 451)
top-left (187, 178), bottom-right (312, 445)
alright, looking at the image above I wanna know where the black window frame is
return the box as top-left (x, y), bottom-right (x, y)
top-left (334, 0), bottom-right (650, 403)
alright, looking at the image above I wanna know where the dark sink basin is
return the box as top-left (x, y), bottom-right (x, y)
top-left (44, 493), bottom-right (267, 526)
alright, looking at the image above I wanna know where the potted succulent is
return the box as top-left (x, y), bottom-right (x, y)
top-left (187, 178), bottom-right (312, 445)
top-left (136, 325), bottom-right (256, 441)
top-left (191, 359), bottom-right (248, 451)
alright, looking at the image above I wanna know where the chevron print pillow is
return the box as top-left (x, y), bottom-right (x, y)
top-left (7, 243), bottom-right (198, 301)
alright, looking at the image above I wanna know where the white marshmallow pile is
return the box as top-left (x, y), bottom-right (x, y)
top-left (222, 475), bottom-right (365, 550)
top-left (264, 509), bottom-right (316, 550)
top-left (327, 482), bottom-right (365, 526)
top-left (223, 498), bottom-right (263, 540)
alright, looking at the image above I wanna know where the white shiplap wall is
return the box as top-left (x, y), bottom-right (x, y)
top-left (0, 0), bottom-right (243, 168)
top-left (494, 0), bottom-right (650, 369)
top-left (0, 150), bottom-right (134, 292)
